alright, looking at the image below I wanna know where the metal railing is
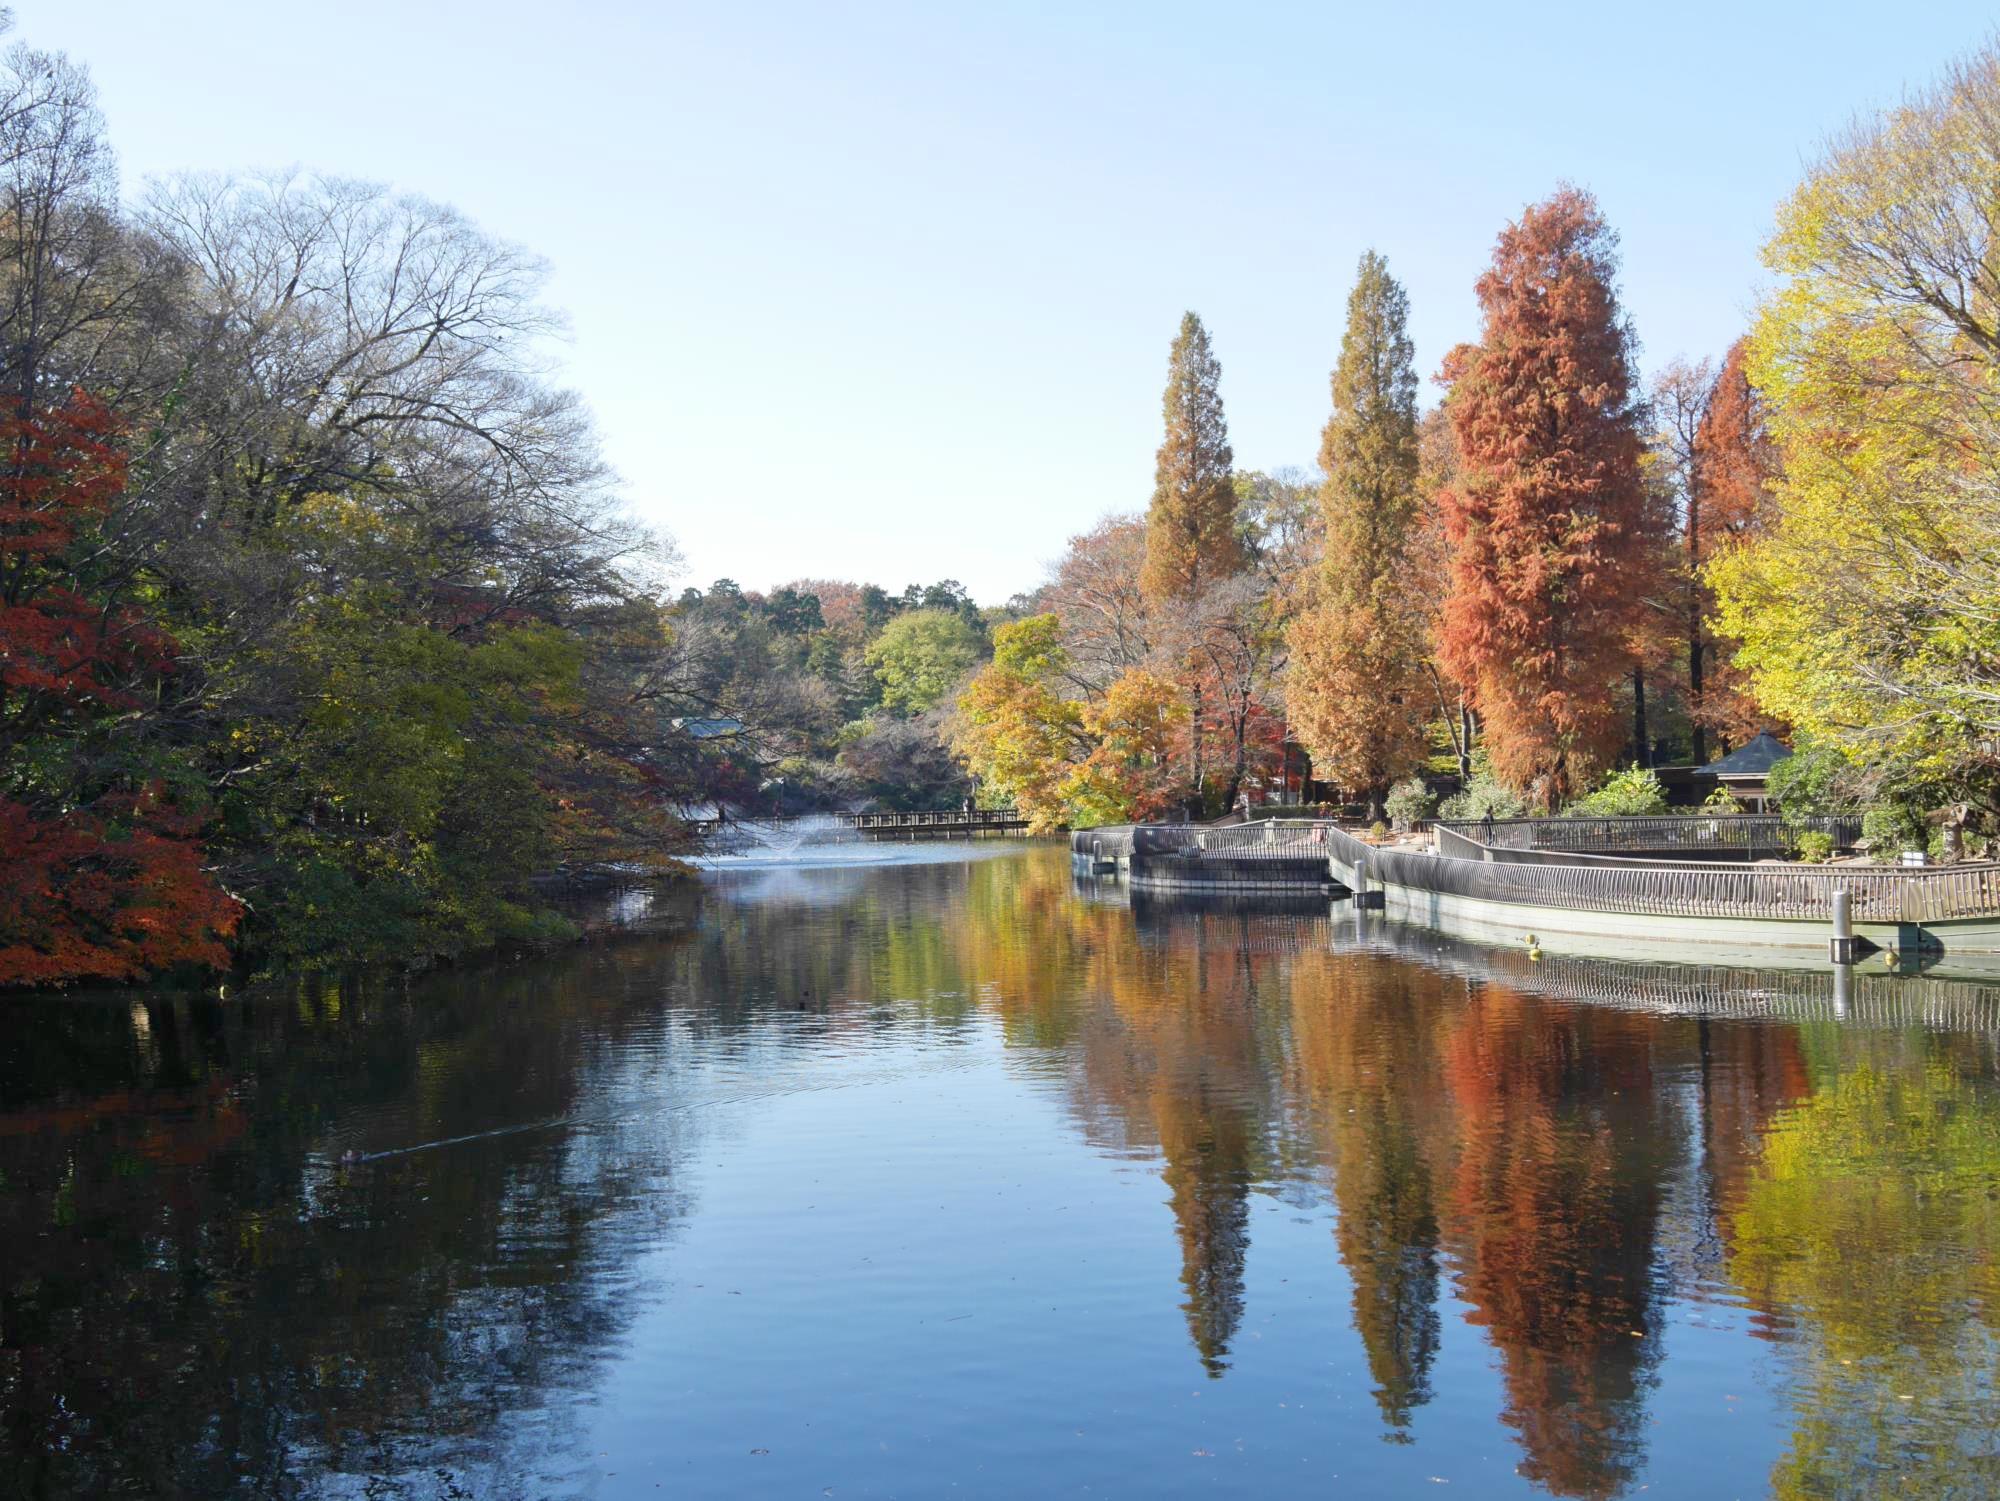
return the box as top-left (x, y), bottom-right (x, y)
top-left (1075, 817), bottom-right (2000, 927)
top-left (1122, 820), bottom-right (1340, 859)
top-left (1071, 825), bottom-right (1137, 860)
top-left (1435, 814), bottom-right (1862, 860)
top-left (844, 808), bottom-right (1029, 830)
top-left (1327, 824), bottom-right (2000, 926)
top-left (1074, 818), bottom-right (1422, 861)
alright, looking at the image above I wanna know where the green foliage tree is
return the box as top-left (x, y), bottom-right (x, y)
top-left (864, 607), bottom-right (987, 714)
top-left (1565, 765), bottom-right (1669, 817)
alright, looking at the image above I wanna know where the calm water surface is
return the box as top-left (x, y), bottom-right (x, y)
top-left (4, 844), bottom-right (1999, 1498)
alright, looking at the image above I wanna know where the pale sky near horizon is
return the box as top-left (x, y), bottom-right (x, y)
top-left (25, 2), bottom-right (1998, 602)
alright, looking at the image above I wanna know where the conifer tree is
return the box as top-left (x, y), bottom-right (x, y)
top-left (1288, 252), bottom-right (1431, 809)
top-left (1436, 188), bottom-right (1661, 808)
top-left (1140, 312), bottom-right (1243, 603)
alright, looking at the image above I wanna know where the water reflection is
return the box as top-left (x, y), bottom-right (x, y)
top-left (3, 849), bottom-right (1998, 1497)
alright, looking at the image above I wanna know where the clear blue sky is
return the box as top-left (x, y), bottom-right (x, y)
top-left (25, 2), bottom-right (1997, 602)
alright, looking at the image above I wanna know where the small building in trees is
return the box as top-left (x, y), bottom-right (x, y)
top-left (1697, 731), bottom-right (1791, 813)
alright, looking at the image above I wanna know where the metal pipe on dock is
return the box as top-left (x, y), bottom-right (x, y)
top-left (1830, 888), bottom-right (1856, 964)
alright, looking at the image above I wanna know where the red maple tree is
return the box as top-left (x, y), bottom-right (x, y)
top-left (1436, 188), bottom-right (1664, 806)
top-left (1688, 338), bottom-right (1782, 750)
top-left (0, 392), bottom-right (239, 986)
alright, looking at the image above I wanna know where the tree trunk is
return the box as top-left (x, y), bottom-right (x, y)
top-left (1688, 482), bottom-right (1706, 767)
top-left (1189, 681), bottom-right (1205, 807)
top-left (1631, 667), bottom-right (1649, 767)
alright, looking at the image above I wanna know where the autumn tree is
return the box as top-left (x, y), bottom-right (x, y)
top-left (1140, 312), bottom-right (1243, 602)
top-left (1063, 668), bottom-right (1188, 827)
top-left (0, 394), bottom-right (238, 983)
top-left (1710, 46), bottom-right (2000, 842)
top-left (1436, 188), bottom-right (1663, 807)
top-left (950, 615), bottom-right (1089, 832)
top-left (1414, 403), bottom-right (1476, 777)
top-left (1649, 343), bottom-right (1777, 765)
top-left (1288, 251), bottom-right (1431, 810)
top-left (1683, 340), bottom-right (1778, 752)
top-left (1040, 513), bottom-right (1154, 695)
top-left (1235, 467), bottom-right (1324, 621)
top-left (1163, 575), bottom-right (1289, 812)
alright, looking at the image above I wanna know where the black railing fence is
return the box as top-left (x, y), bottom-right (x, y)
top-left (1435, 813), bottom-right (1862, 861)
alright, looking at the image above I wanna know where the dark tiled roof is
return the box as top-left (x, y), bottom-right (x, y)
top-left (1698, 730), bottom-right (1791, 778)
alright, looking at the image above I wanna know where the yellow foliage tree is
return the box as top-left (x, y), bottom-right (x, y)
top-left (1060, 668), bottom-right (1189, 827)
top-left (948, 615), bottom-right (1086, 834)
top-left (1712, 47), bottom-right (2000, 832)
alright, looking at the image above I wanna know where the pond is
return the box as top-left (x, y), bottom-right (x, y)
top-left (4, 844), bottom-right (1998, 1498)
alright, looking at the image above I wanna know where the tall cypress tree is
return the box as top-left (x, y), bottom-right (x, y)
top-left (1140, 312), bottom-right (1243, 603)
top-left (1288, 251), bottom-right (1431, 809)
top-left (1435, 188), bottom-right (1662, 809)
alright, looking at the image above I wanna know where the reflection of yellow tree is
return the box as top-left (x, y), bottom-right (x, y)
top-left (1289, 950), bottom-right (1450, 1437)
top-left (1436, 988), bottom-right (1676, 1501)
top-left (968, 883), bottom-right (1299, 1377)
top-left (1729, 1054), bottom-right (2000, 1499)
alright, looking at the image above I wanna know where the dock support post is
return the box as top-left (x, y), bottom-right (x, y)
top-left (1352, 853), bottom-right (1384, 910)
top-left (1830, 888), bottom-right (1856, 965)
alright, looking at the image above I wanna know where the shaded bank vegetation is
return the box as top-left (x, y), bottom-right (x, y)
top-left (0, 16), bottom-right (698, 982)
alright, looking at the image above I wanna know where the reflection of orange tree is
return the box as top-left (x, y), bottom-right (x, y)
top-left (1435, 986), bottom-right (1678, 1500)
top-left (1288, 949), bottom-right (1451, 1436)
top-left (1086, 910), bottom-right (1290, 1376)
top-left (1727, 1047), bottom-right (2000, 1499)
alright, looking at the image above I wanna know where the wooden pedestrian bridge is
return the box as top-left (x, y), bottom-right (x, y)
top-left (1072, 814), bottom-right (2000, 970)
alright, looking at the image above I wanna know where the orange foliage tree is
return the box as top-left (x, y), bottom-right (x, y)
top-left (1436, 188), bottom-right (1664, 807)
top-left (1288, 251), bottom-right (1433, 810)
top-left (1689, 338), bottom-right (1781, 751)
top-left (1140, 311), bottom-right (1245, 604)
top-left (0, 394), bottom-right (238, 984)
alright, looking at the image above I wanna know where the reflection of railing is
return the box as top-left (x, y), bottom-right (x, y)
top-left (1342, 918), bottom-right (2000, 1031)
top-left (1436, 814), bottom-right (1861, 860)
top-left (1327, 824), bottom-right (2000, 926)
